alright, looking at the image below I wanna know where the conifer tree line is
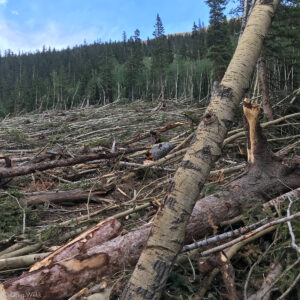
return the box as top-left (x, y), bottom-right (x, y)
top-left (0, 1), bottom-right (298, 116)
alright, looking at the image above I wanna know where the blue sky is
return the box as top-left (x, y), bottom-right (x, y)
top-left (0, 0), bottom-right (232, 54)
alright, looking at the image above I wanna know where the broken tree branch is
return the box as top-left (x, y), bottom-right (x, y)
top-left (199, 213), bottom-right (300, 257)
top-left (0, 148), bottom-right (143, 179)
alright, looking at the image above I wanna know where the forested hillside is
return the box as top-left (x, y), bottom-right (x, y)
top-left (0, 2), bottom-right (298, 116)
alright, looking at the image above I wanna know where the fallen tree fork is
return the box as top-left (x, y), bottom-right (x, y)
top-left (122, 1), bottom-right (282, 299)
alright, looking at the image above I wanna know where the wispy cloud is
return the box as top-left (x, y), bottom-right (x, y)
top-left (0, 16), bottom-right (116, 53)
top-left (0, 0), bottom-right (211, 53)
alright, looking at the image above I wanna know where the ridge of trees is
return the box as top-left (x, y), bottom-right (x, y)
top-left (0, 3), bottom-right (298, 116)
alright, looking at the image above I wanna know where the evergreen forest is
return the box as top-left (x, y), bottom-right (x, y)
top-left (0, 1), bottom-right (298, 116)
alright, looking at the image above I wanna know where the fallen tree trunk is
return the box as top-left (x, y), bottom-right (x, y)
top-left (0, 147), bottom-right (143, 180)
top-left (22, 183), bottom-right (115, 205)
top-left (30, 218), bottom-right (121, 271)
top-left (248, 261), bottom-right (282, 300)
top-left (122, 122), bottom-right (184, 146)
top-left (0, 253), bottom-right (50, 271)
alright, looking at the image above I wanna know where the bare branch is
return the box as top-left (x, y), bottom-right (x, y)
top-left (277, 273), bottom-right (300, 300)
top-left (287, 196), bottom-right (300, 254)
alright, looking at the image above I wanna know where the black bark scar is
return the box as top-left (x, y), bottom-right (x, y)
top-left (165, 197), bottom-right (176, 210)
top-left (135, 287), bottom-right (155, 299)
top-left (200, 146), bottom-right (211, 159)
top-left (181, 160), bottom-right (202, 172)
top-left (217, 84), bottom-right (233, 99)
top-left (203, 111), bottom-right (216, 125)
top-left (260, 0), bottom-right (273, 4)
top-left (221, 119), bottom-right (233, 130)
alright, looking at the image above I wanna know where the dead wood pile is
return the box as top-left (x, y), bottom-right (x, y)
top-left (0, 98), bottom-right (299, 299)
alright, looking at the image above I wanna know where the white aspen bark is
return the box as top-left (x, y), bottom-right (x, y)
top-left (121, 1), bottom-right (281, 299)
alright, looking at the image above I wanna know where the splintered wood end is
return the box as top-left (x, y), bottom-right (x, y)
top-left (243, 98), bottom-right (261, 122)
top-left (243, 99), bottom-right (271, 165)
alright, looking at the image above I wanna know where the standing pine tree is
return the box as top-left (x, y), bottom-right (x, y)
top-left (121, 31), bottom-right (128, 63)
top-left (191, 20), bottom-right (207, 60)
top-left (192, 21), bottom-right (199, 33)
top-left (99, 44), bottom-right (115, 104)
top-left (151, 14), bottom-right (173, 99)
top-left (122, 31), bottom-right (127, 43)
top-left (124, 29), bottom-right (144, 100)
top-left (206, 0), bottom-right (232, 81)
top-left (153, 13), bottom-right (165, 38)
top-left (190, 22), bottom-right (199, 60)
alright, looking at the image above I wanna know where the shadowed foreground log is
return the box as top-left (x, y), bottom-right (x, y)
top-left (30, 218), bottom-right (122, 271)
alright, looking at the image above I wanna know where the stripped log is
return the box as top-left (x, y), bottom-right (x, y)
top-left (248, 262), bottom-right (283, 300)
top-left (145, 142), bottom-right (175, 160)
top-left (0, 244), bottom-right (42, 260)
top-left (0, 253), bottom-right (50, 271)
